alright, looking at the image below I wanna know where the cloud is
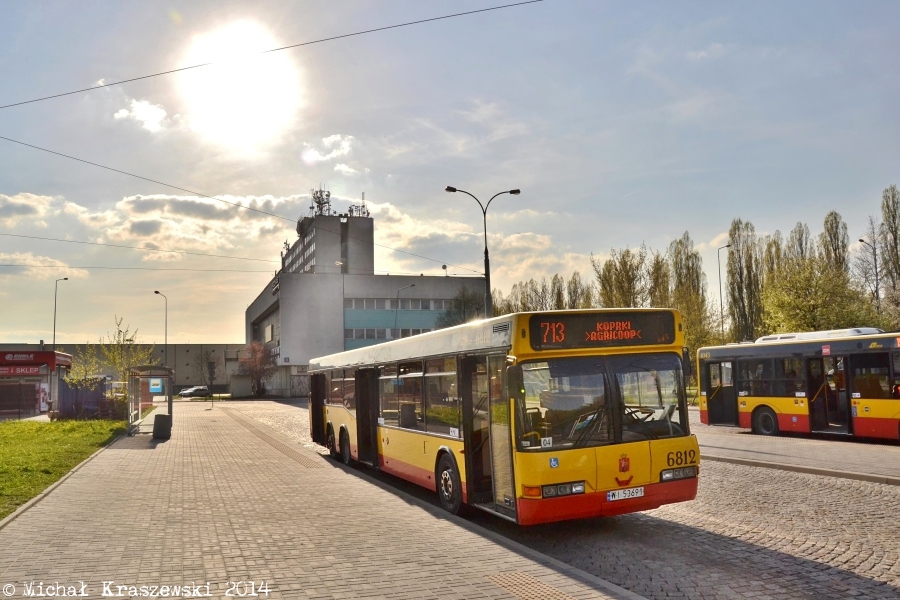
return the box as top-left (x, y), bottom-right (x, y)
top-left (687, 43), bottom-right (726, 61)
top-left (114, 99), bottom-right (168, 132)
top-left (0, 193), bottom-right (56, 227)
top-left (0, 252), bottom-right (90, 280)
top-left (302, 134), bottom-right (353, 164)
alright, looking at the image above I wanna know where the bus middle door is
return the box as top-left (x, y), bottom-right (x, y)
top-left (707, 361), bottom-right (738, 426)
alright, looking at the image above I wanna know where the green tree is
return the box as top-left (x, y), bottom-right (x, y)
top-left (762, 256), bottom-right (878, 332)
top-left (592, 245), bottom-right (648, 307)
top-left (437, 285), bottom-right (484, 326)
top-left (99, 316), bottom-right (157, 383)
top-left (726, 219), bottom-right (763, 341)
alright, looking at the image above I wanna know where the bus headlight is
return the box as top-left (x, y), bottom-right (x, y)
top-left (660, 466), bottom-right (697, 482)
top-left (541, 481), bottom-right (586, 498)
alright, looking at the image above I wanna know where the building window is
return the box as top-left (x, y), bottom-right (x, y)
top-left (376, 298), bottom-right (386, 310)
top-left (345, 329), bottom-right (353, 339)
top-left (344, 299), bottom-right (353, 309)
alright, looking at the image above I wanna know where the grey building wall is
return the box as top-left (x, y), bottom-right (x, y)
top-left (245, 272), bottom-right (485, 371)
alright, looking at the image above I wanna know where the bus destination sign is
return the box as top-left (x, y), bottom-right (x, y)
top-left (529, 312), bottom-right (676, 350)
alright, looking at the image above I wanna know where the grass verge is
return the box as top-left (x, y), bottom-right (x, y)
top-left (0, 420), bottom-right (125, 520)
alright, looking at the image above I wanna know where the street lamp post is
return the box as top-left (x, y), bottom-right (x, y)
top-left (393, 284), bottom-right (415, 337)
top-left (50, 277), bottom-right (68, 413)
top-left (154, 291), bottom-right (170, 415)
top-left (717, 244), bottom-right (731, 339)
top-left (445, 186), bottom-right (520, 318)
top-left (859, 238), bottom-right (880, 315)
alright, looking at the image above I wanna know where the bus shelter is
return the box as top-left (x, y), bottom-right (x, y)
top-left (0, 350), bottom-right (72, 419)
top-left (127, 365), bottom-right (173, 438)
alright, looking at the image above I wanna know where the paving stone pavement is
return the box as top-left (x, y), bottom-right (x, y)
top-left (0, 402), bottom-right (640, 600)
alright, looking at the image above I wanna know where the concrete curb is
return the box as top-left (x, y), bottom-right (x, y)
top-left (702, 454), bottom-right (900, 486)
top-left (0, 432), bottom-right (127, 531)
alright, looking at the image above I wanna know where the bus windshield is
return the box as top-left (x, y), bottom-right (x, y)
top-left (516, 353), bottom-right (688, 450)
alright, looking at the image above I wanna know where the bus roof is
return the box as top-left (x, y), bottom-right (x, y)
top-left (699, 330), bottom-right (897, 360)
top-left (754, 327), bottom-right (883, 343)
top-left (310, 308), bottom-right (682, 372)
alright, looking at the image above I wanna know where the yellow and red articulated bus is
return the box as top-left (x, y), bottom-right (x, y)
top-left (698, 328), bottom-right (900, 439)
top-left (309, 309), bottom-right (699, 525)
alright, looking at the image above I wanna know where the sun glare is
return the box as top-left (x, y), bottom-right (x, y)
top-left (179, 21), bottom-right (302, 153)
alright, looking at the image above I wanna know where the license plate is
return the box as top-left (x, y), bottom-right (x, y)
top-left (606, 486), bottom-right (644, 501)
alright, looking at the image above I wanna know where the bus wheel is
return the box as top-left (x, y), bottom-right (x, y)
top-left (436, 454), bottom-right (462, 514)
top-left (326, 425), bottom-right (339, 459)
top-left (753, 407), bottom-right (779, 436)
top-left (339, 428), bottom-right (352, 465)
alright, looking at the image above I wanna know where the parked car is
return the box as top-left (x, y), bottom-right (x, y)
top-left (177, 386), bottom-right (210, 398)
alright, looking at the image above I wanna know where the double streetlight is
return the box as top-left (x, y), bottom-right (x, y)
top-left (445, 186), bottom-right (520, 317)
top-left (859, 238), bottom-right (880, 315)
top-left (717, 244), bottom-right (731, 339)
top-left (394, 284), bottom-right (415, 335)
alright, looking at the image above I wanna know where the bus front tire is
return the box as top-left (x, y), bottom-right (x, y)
top-left (436, 454), bottom-right (462, 515)
top-left (753, 407), bottom-right (779, 436)
top-left (339, 428), bottom-right (352, 465)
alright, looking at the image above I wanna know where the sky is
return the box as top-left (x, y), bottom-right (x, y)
top-left (1, 0), bottom-right (898, 345)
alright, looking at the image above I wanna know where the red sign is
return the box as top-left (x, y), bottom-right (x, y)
top-left (618, 455), bottom-right (631, 473)
top-left (0, 366), bottom-right (42, 376)
top-left (822, 345), bottom-right (831, 356)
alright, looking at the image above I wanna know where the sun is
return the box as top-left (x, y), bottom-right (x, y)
top-left (178, 21), bottom-right (302, 153)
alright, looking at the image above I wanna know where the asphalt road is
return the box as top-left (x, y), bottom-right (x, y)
top-left (234, 400), bottom-right (900, 600)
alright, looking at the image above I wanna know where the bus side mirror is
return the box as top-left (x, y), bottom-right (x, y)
top-left (507, 365), bottom-right (525, 400)
top-left (682, 347), bottom-right (693, 378)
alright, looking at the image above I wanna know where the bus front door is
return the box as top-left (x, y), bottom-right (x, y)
top-left (706, 361), bottom-right (738, 425)
top-left (461, 355), bottom-right (517, 518)
top-left (461, 356), bottom-right (493, 505)
top-left (355, 368), bottom-right (379, 466)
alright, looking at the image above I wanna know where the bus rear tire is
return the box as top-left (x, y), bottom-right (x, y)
top-left (436, 454), bottom-right (462, 515)
top-left (753, 407), bottom-right (779, 436)
top-left (339, 428), bottom-right (352, 465)
top-left (326, 425), bottom-right (339, 459)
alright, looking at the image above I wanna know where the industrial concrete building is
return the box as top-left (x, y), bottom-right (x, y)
top-left (245, 190), bottom-right (484, 396)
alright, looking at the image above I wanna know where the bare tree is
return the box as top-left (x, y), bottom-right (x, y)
top-left (647, 250), bottom-right (671, 307)
top-left (191, 348), bottom-right (224, 402)
top-left (784, 222), bottom-right (815, 263)
top-left (819, 211), bottom-right (849, 273)
top-left (880, 184), bottom-right (900, 294)
top-left (100, 316), bottom-right (157, 383)
top-left (238, 342), bottom-right (277, 396)
top-left (853, 215), bottom-right (882, 314)
top-left (549, 274), bottom-right (566, 309)
top-left (760, 231), bottom-right (784, 287)
top-left (437, 285), bottom-right (485, 325)
top-left (565, 271), bottom-right (593, 309)
top-left (726, 219), bottom-right (763, 341)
